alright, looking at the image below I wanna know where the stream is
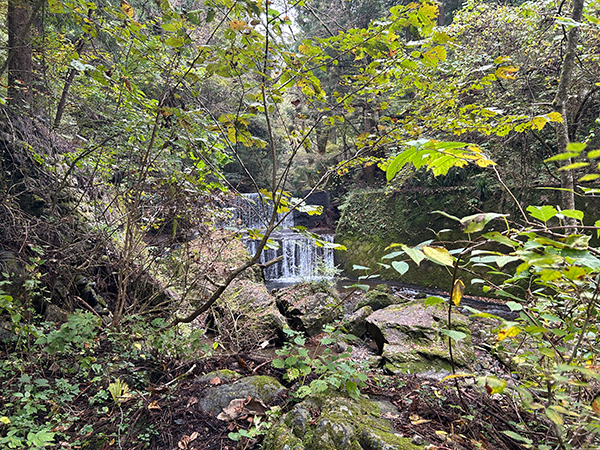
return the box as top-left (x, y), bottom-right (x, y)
top-left (231, 193), bottom-right (514, 319)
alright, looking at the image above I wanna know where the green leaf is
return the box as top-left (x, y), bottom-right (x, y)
top-left (558, 162), bottom-right (589, 171)
top-left (432, 210), bottom-right (461, 222)
top-left (502, 430), bottom-right (533, 444)
top-left (544, 152), bottom-right (580, 162)
top-left (587, 149), bottom-right (600, 159)
top-left (402, 245), bottom-right (426, 265)
top-left (391, 261), bottom-right (409, 275)
top-left (27, 430), bottom-right (55, 447)
top-left (164, 36), bottom-right (184, 47)
top-left (352, 265), bottom-right (371, 271)
top-left (272, 359), bottom-right (285, 369)
top-left (560, 209), bottom-right (583, 221)
top-left (566, 142), bottom-right (587, 152)
top-left (440, 329), bottom-right (466, 342)
top-left (579, 174), bottom-right (600, 182)
top-left (424, 296), bottom-right (445, 307)
top-left (526, 205), bottom-right (558, 223)
top-left (483, 231), bottom-right (515, 247)
top-left (460, 213), bottom-right (508, 233)
top-left (545, 407), bottom-right (563, 426)
top-left (506, 301), bottom-right (522, 311)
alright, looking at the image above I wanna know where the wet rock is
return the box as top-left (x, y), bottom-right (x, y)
top-left (342, 305), bottom-right (373, 338)
top-left (355, 285), bottom-right (407, 312)
top-left (199, 375), bottom-right (286, 416)
top-left (366, 300), bottom-right (474, 375)
top-left (276, 283), bottom-right (341, 336)
top-left (263, 393), bottom-right (423, 450)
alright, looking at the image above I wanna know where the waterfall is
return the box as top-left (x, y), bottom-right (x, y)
top-left (232, 193), bottom-right (336, 283)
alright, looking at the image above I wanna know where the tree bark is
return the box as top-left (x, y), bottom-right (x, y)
top-left (553, 0), bottom-right (584, 216)
top-left (7, 0), bottom-right (33, 108)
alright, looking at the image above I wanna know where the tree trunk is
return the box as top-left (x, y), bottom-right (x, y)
top-left (438, 0), bottom-right (446, 27)
top-left (553, 0), bottom-right (584, 216)
top-left (7, 0), bottom-right (33, 108)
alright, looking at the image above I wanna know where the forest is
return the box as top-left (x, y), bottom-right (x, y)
top-left (1, 0), bottom-right (600, 448)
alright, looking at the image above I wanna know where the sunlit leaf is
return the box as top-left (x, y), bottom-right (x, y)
top-left (497, 326), bottom-right (520, 341)
top-left (526, 205), bottom-right (557, 223)
top-left (579, 174), bottom-right (600, 182)
top-left (560, 209), bottom-right (584, 221)
top-left (451, 279), bottom-right (464, 307)
top-left (402, 245), bottom-right (426, 266)
top-left (121, 0), bottom-right (134, 17)
top-left (545, 407), bottom-right (563, 426)
top-left (558, 162), bottom-right (589, 171)
top-left (423, 246), bottom-right (453, 266)
top-left (424, 296), bottom-right (445, 307)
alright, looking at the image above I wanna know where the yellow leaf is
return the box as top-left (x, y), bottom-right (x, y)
top-left (497, 326), bottom-right (520, 341)
top-left (532, 116), bottom-right (548, 130)
top-left (546, 112), bottom-right (563, 123)
top-left (422, 246), bottom-right (454, 266)
top-left (592, 396), bottom-right (600, 414)
top-left (298, 44), bottom-right (308, 53)
top-left (0, 416), bottom-right (11, 424)
top-left (452, 279), bottom-right (465, 307)
top-left (496, 65), bottom-right (519, 79)
top-left (229, 20), bottom-right (247, 31)
top-left (120, 0), bottom-right (134, 17)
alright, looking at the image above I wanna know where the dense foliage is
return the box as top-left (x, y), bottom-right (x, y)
top-left (1, 0), bottom-right (600, 448)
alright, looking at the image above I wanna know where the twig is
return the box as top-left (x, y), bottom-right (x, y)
top-left (165, 363), bottom-right (197, 387)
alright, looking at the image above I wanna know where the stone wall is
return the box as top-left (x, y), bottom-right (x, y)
top-left (335, 186), bottom-right (600, 293)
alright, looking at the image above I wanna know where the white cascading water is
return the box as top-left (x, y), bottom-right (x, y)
top-left (232, 193), bottom-right (336, 282)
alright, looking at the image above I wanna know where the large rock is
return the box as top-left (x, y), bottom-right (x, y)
top-left (213, 280), bottom-right (287, 350)
top-left (354, 285), bottom-right (404, 312)
top-left (262, 393), bottom-right (423, 450)
top-left (366, 300), bottom-right (474, 375)
top-left (276, 283), bottom-right (341, 336)
top-left (198, 375), bottom-right (286, 416)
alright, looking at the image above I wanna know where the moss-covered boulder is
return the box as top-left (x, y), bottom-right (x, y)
top-left (365, 300), bottom-right (474, 375)
top-left (262, 393), bottom-right (424, 450)
top-left (355, 285), bottom-right (402, 312)
top-left (342, 305), bottom-right (373, 338)
top-left (198, 375), bottom-right (286, 416)
top-left (276, 283), bottom-right (341, 336)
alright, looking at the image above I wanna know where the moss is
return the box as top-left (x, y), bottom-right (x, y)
top-left (249, 375), bottom-right (285, 400)
top-left (196, 369), bottom-right (241, 383)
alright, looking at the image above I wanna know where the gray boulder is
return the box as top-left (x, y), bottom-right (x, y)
top-left (366, 300), bottom-right (474, 375)
top-left (199, 375), bottom-right (286, 416)
top-left (276, 283), bottom-right (341, 336)
top-left (342, 305), bottom-right (373, 338)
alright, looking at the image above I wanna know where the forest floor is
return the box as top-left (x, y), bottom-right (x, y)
top-left (0, 311), bottom-right (538, 450)
top-left (16, 342), bottom-right (528, 450)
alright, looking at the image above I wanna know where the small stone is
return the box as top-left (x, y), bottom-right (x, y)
top-left (411, 434), bottom-right (425, 445)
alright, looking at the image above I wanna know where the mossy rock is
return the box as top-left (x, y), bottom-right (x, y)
top-left (366, 300), bottom-right (474, 375)
top-left (276, 282), bottom-right (341, 336)
top-left (355, 290), bottom-right (398, 312)
top-left (263, 393), bottom-right (424, 450)
top-left (196, 369), bottom-right (241, 384)
top-left (199, 375), bottom-right (286, 416)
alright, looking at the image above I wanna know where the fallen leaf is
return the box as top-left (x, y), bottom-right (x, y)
top-left (186, 397), bottom-right (198, 408)
top-left (217, 397), bottom-right (268, 421)
top-left (209, 376), bottom-right (221, 385)
top-left (148, 400), bottom-right (161, 411)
